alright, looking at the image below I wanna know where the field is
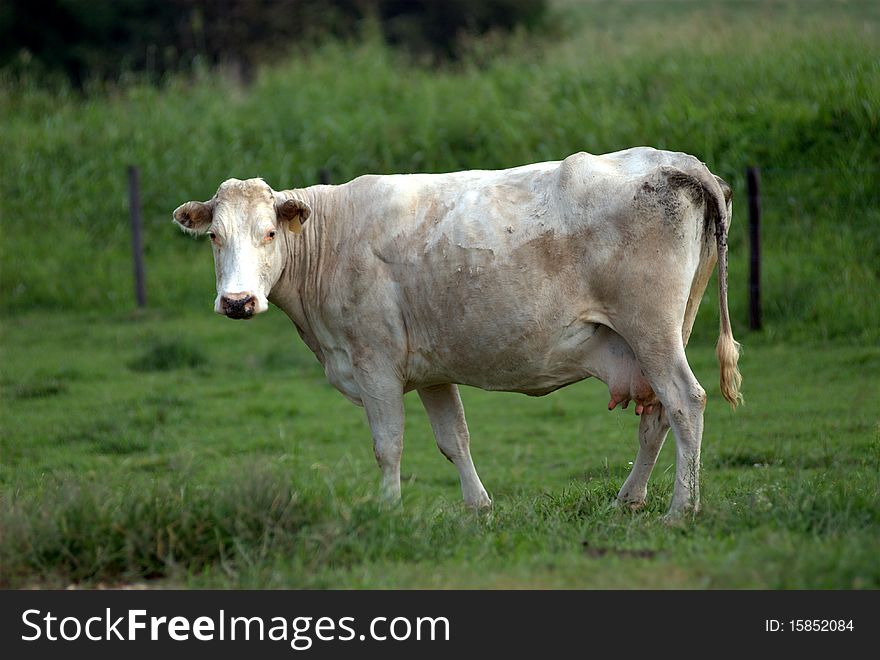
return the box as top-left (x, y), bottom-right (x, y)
top-left (1, 311), bottom-right (878, 588)
top-left (1, 1), bottom-right (879, 588)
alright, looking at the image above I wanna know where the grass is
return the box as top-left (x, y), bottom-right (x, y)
top-left (1, 309), bottom-right (877, 588)
top-left (1, 1), bottom-right (879, 589)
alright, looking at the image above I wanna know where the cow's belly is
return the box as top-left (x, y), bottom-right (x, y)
top-left (315, 293), bottom-right (656, 410)
top-left (437, 316), bottom-right (601, 395)
top-left (409, 306), bottom-right (655, 407)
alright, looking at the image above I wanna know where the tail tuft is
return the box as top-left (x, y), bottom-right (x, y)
top-left (716, 330), bottom-right (742, 408)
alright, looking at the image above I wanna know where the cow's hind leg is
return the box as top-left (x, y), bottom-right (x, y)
top-left (625, 336), bottom-right (707, 517)
top-left (418, 384), bottom-right (491, 509)
top-left (617, 405), bottom-right (670, 508)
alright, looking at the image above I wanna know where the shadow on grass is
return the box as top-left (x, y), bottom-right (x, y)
top-left (128, 338), bottom-right (207, 372)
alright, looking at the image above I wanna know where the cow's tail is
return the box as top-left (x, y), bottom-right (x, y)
top-left (706, 175), bottom-right (743, 408)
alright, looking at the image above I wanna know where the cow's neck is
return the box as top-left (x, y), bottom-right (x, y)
top-left (268, 184), bottom-right (338, 360)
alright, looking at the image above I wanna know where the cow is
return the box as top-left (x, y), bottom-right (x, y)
top-left (173, 147), bottom-right (741, 518)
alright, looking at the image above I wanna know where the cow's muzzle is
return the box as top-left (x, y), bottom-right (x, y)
top-left (220, 292), bottom-right (257, 319)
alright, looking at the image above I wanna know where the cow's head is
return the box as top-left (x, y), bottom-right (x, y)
top-left (173, 178), bottom-right (311, 319)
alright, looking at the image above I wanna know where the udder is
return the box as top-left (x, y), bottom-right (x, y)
top-left (584, 326), bottom-right (659, 416)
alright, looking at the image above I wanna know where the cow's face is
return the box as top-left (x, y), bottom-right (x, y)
top-left (173, 178), bottom-right (311, 319)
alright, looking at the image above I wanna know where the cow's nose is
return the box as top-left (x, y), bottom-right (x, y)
top-left (220, 292), bottom-right (257, 319)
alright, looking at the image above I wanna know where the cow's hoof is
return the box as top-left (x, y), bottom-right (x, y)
top-left (615, 497), bottom-right (646, 511)
top-left (661, 507), bottom-right (699, 525)
top-left (465, 493), bottom-right (492, 511)
top-left (378, 492), bottom-right (402, 511)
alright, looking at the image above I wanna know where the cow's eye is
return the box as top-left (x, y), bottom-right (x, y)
top-left (268, 230), bottom-right (277, 239)
top-left (208, 232), bottom-right (217, 241)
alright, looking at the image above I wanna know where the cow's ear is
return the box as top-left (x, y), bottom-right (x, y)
top-left (275, 196), bottom-right (312, 234)
top-left (173, 200), bottom-right (214, 235)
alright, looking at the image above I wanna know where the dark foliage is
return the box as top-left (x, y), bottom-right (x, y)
top-left (0, 0), bottom-right (547, 84)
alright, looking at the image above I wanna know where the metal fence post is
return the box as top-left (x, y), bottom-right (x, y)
top-left (746, 166), bottom-right (761, 331)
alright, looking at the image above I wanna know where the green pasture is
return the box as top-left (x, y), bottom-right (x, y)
top-left (1, 311), bottom-right (877, 588)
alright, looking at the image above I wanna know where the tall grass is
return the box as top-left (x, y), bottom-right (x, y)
top-left (3, 456), bottom-right (877, 588)
top-left (1, 2), bottom-right (878, 343)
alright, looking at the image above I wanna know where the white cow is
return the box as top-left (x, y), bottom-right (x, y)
top-left (174, 147), bottom-right (741, 517)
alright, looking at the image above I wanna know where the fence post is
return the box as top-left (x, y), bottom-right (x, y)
top-left (128, 165), bottom-right (147, 308)
top-left (319, 168), bottom-right (331, 185)
top-left (746, 166), bottom-right (761, 331)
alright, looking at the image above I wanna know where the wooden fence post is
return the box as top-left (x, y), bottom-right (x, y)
top-left (746, 166), bottom-right (761, 331)
top-left (128, 165), bottom-right (147, 308)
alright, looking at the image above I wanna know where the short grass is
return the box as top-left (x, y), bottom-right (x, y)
top-left (1, 310), bottom-right (877, 588)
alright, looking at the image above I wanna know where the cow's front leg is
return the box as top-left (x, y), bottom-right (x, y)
top-left (617, 405), bottom-right (670, 509)
top-left (360, 381), bottom-right (406, 504)
top-left (418, 384), bottom-right (491, 509)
